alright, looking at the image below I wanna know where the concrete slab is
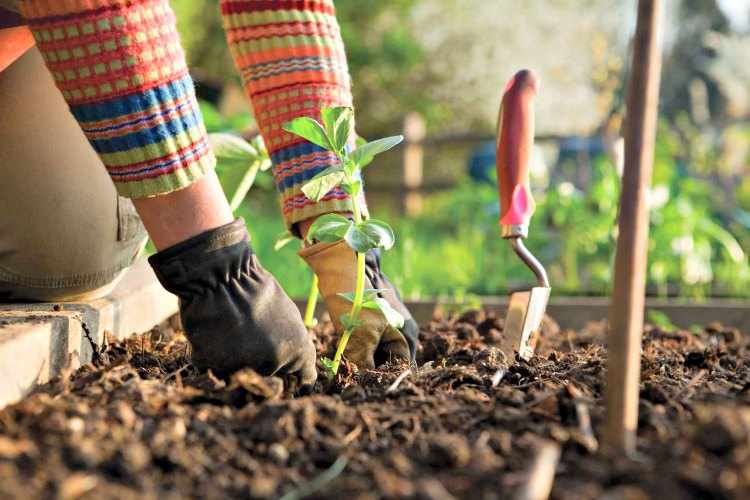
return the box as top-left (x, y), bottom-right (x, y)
top-left (0, 321), bottom-right (56, 407)
top-left (0, 259), bottom-right (178, 408)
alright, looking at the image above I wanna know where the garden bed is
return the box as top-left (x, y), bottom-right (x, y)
top-left (0, 311), bottom-right (747, 499)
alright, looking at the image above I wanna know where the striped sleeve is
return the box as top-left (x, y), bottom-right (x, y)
top-left (18, 0), bottom-right (215, 198)
top-left (220, 0), bottom-right (367, 229)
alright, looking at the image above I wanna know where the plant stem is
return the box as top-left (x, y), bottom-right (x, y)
top-left (350, 184), bottom-right (363, 224)
top-left (329, 183), bottom-right (367, 376)
top-left (303, 274), bottom-right (319, 328)
top-left (330, 329), bottom-right (352, 375)
top-left (350, 252), bottom-right (366, 318)
top-left (229, 160), bottom-right (260, 212)
top-left (330, 248), bottom-right (367, 375)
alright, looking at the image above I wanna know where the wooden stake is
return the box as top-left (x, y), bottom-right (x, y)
top-left (604, 0), bottom-right (664, 455)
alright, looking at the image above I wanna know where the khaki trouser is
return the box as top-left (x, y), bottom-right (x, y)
top-left (0, 47), bottom-right (147, 302)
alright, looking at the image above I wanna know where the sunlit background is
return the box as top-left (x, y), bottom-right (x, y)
top-left (172, 0), bottom-right (750, 301)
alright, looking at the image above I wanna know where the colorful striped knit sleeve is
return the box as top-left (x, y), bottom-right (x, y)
top-left (17, 0), bottom-right (215, 199)
top-left (220, 0), bottom-right (368, 229)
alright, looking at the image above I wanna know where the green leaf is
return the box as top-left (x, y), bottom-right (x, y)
top-left (333, 108), bottom-right (354, 153)
top-left (698, 218), bottom-right (745, 263)
top-left (647, 309), bottom-right (677, 332)
top-left (274, 231), bottom-right (296, 251)
top-left (358, 219), bottom-right (396, 250)
top-left (321, 357), bottom-right (336, 378)
top-left (321, 107), bottom-right (344, 135)
top-left (343, 180), bottom-right (362, 197)
top-left (301, 167), bottom-right (346, 202)
top-left (208, 133), bottom-right (258, 163)
top-left (341, 220), bottom-right (395, 253)
top-left (321, 107), bottom-right (345, 138)
top-left (320, 107), bottom-right (354, 153)
top-left (258, 158), bottom-right (272, 172)
top-left (363, 288), bottom-right (388, 300)
top-left (362, 298), bottom-right (405, 329)
top-left (343, 158), bottom-right (358, 178)
top-left (229, 162), bottom-right (261, 212)
top-left (249, 135), bottom-right (272, 171)
top-left (307, 213), bottom-right (353, 244)
top-left (338, 292), bottom-right (355, 303)
top-left (337, 288), bottom-right (388, 303)
top-left (341, 314), bottom-right (363, 331)
top-left (344, 225), bottom-right (379, 253)
top-left (351, 135), bottom-right (404, 168)
top-left (283, 117), bottom-right (333, 151)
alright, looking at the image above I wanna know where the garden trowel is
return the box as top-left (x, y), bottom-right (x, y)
top-left (496, 69), bottom-right (550, 361)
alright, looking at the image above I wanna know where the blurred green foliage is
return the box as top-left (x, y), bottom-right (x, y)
top-left (173, 0), bottom-right (427, 137)
top-left (204, 93), bottom-right (749, 299)
top-left (334, 1), bottom-right (433, 136)
top-left (171, 1), bottom-right (234, 83)
top-left (181, 1), bottom-right (750, 301)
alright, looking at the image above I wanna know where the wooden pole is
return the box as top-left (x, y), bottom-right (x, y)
top-left (603, 0), bottom-right (663, 455)
top-left (402, 112), bottom-right (426, 216)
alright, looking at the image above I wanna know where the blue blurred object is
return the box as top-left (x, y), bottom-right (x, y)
top-left (467, 135), bottom-right (607, 184)
top-left (468, 142), bottom-right (497, 183)
top-left (556, 136), bottom-right (605, 165)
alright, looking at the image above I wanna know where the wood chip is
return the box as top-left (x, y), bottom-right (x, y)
top-left (386, 369), bottom-right (411, 393)
top-left (517, 440), bottom-right (561, 500)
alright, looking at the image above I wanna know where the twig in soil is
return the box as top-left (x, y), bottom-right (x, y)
top-left (342, 425), bottom-right (362, 446)
top-left (278, 456), bottom-right (348, 500)
top-left (491, 369), bottom-right (506, 387)
top-left (676, 369), bottom-right (706, 400)
top-left (512, 365), bottom-right (579, 390)
top-left (516, 440), bottom-right (560, 500)
top-left (162, 364), bottom-right (189, 384)
top-left (386, 369), bottom-right (411, 393)
top-left (417, 479), bottom-right (457, 500)
top-left (568, 385), bottom-right (598, 453)
top-left (513, 377), bottom-right (555, 390)
top-left (359, 412), bottom-right (377, 442)
top-left (574, 399), bottom-right (598, 453)
top-left (523, 392), bottom-right (556, 411)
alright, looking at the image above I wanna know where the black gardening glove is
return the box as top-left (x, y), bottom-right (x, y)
top-left (149, 219), bottom-right (317, 390)
top-left (365, 248), bottom-right (419, 365)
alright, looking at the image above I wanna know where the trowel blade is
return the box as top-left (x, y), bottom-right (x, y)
top-left (501, 286), bottom-right (551, 361)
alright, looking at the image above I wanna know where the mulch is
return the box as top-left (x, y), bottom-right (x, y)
top-left (0, 309), bottom-right (747, 499)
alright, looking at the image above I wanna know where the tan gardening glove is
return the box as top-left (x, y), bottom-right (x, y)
top-left (300, 240), bottom-right (412, 370)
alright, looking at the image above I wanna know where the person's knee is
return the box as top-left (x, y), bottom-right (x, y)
top-left (0, 48), bottom-right (148, 302)
top-left (0, 208), bottom-right (147, 302)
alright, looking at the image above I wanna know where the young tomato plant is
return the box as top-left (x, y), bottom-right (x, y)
top-left (283, 106), bottom-right (405, 377)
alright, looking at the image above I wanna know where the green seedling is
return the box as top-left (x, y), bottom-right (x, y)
top-left (208, 133), bottom-right (272, 211)
top-left (647, 309), bottom-right (678, 332)
top-left (284, 106), bottom-right (405, 377)
top-left (275, 231), bottom-right (320, 328)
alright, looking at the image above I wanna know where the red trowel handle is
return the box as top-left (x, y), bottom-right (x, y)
top-left (496, 69), bottom-right (539, 238)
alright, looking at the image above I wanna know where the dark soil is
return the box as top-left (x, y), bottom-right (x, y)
top-left (0, 309), bottom-right (748, 500)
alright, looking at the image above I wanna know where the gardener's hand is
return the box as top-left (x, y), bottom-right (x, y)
top-left (149, 219), bottom-right (317, 391)
top-left (300, 240), bottom-right (418, 369)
